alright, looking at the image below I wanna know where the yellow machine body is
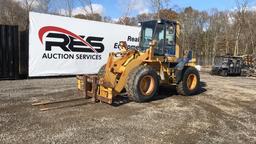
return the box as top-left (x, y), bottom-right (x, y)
top-left (97, 51), bottom-right (196, 103)
top-left (82, 19), bottom-right (199, 104)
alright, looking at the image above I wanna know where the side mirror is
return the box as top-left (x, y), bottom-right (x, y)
top-left (187, 50), bottom-right (192, 60)
top-left (183, 50), bottom-right (193, 60)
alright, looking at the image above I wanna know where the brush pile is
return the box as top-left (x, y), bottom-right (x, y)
top-left (242, 55), bottom-right (256, 77)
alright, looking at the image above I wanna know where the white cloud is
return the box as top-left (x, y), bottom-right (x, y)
top-left (14, 0), bottom-right (104, 16)
top-left (118, 0), bottom-right (151, 15)
top-left (251, 6), bottom-right (256, 11)
top-left (112, 18), bottom-right (119, 22)
top-left (59, 3), bottom-right (104, 16)
top-left (131, 0), bottom-right (150, 14)
top-left (72, 3), bottom-right (104, 16)
top-left (139, 8), bottom-right (150, 14)
top-left (231, 5), bottom-right (256, 12)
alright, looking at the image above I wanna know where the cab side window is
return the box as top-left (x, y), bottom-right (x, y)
top-left (165, 25), bottom-right (176, 55)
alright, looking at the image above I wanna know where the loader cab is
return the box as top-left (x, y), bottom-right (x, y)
top-left (139, 19), bottom-right (178, 57)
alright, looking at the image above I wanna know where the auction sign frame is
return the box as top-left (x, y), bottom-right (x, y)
top-left (29, 12), bottom-right (140, 77)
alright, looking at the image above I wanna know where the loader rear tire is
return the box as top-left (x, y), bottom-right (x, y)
top-left (126, 66), bottom-right (159, 102)
top-left (176, 67), bottom-right (200, 96)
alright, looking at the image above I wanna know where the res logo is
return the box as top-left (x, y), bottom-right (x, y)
top-left (38, 26), bottom-right (104, 53)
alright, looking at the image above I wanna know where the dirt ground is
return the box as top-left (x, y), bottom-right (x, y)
top-left (0, 72), bottom-right (256, 144)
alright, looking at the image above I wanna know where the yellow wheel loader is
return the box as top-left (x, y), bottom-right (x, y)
top-left (79, 19), bottom-right (200, 104)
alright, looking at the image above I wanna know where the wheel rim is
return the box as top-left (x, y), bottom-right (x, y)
top-left (139, 75), bottom-right (155, 96)
top-left (187, 74), bottom-right (197, 90)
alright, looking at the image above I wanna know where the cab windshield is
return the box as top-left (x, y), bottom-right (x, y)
top-left (139, 21), bottom-right (157, 51)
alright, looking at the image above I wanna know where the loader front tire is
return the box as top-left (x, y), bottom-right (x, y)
top-left (176, 67), bottom-right (200, 96)
top-left (126, 66), bottom-right (159, 102)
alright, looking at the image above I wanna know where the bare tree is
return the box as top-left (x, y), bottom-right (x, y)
top-left (233, 0), bottom-right (248, 56)
top-left (36, 0), bottom-right (52, 13)
top-left (0, 0), bottom-right (27, 30)
top-left (64, 0), bottom-right (75, 17)
top-left (13, 0), bottom-right (37, 29)
top-left (21, 0), bottom-right (37, 13)
top-left (118, 0), bottom-right (137, 25)
top-left (54, 0), bottom-right (75, 17)
top-left (79, 0), bottom-right (94, 14)
top-left (136, 13), bottom-right (154, 22)
top-left (150, 0), bottom-right (169, 18)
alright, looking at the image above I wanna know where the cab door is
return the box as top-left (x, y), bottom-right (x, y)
top-left (164, 23), bottom-right (176, 56)
top-left (153, 23), bottom-right (165, 56)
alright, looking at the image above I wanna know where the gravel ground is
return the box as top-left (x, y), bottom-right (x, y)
top-left (0, 72), bottom-right (256, 144)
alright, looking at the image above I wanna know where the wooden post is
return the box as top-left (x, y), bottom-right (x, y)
top-left (83, 75), bottom-right (88, 98)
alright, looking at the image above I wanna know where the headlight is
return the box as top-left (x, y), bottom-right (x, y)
top-left (230, 64), bottom-right (234, 67)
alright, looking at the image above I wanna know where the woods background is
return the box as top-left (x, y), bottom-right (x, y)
top-left (0, 0), bottom-right (255, 65)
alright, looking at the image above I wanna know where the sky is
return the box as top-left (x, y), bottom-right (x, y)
top-left (89, 0), bottom-right (256, 18)
top-left (47, 0), bottom-right (256, 18)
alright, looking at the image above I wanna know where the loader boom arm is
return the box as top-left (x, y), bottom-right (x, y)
top-left (101, 49), bottom-right (151, 93)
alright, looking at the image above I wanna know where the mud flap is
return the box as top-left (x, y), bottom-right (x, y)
top-left (175, 61), bottom-right (186, 83)
top-left (175, 50), bottom-right (192, 83)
